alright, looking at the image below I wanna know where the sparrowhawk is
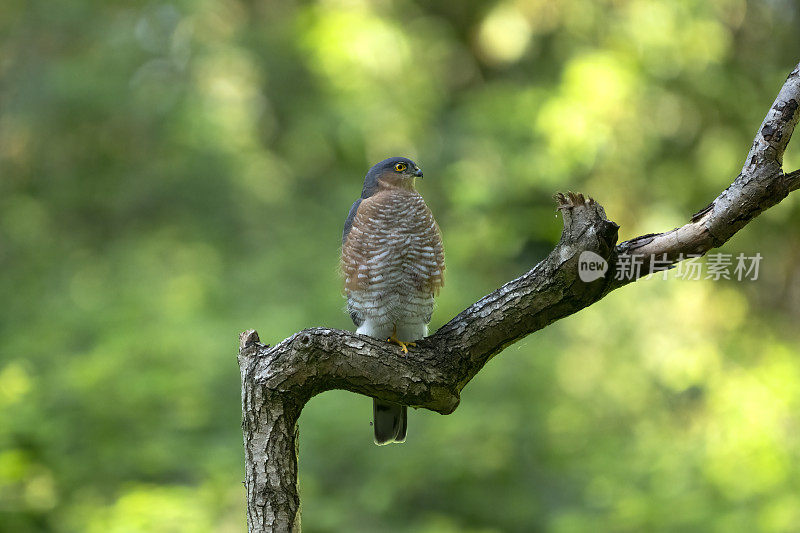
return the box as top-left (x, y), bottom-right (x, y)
top-left (341, 157), bottom-right (445, 445)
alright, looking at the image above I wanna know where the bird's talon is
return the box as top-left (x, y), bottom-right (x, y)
top-left (387, 326), bottom-right (412, 355)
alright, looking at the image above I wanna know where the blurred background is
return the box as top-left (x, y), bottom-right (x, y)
top-left (2, 0), bottom-right (800, 531)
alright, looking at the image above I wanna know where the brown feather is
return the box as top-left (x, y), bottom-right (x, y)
top-left (341, 186), bottom-right (445, 296)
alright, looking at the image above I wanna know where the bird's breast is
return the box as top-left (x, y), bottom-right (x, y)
top-left (341, 189), bottom-right (444, 296)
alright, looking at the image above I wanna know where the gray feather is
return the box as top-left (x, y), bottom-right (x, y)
top-left (342, 198), bottom-right (362, 245)
top-left (346, 298), bottom-right (364, 327)
top-left (373, 399), bottom-right (407, 445)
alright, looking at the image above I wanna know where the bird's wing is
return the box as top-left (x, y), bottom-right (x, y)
top-left (342, 198), bottom-right (362, 245)
top-left (416, 201), bottom-right (446, 295)
top-left (432, 217), bottom-right (446, 293)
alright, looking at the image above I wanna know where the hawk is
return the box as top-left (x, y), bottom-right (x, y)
top-left (341, 157), bottom-right (445, 445)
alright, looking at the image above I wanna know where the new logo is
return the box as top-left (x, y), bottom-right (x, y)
top-left (578, 251), bottom-right (608, 282)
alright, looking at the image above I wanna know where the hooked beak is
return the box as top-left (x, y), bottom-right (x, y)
top-left (414, 167), bottom-right (423, 178)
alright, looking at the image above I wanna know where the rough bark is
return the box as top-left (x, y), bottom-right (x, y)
top-left (238, 62), bottom-right (800, 532)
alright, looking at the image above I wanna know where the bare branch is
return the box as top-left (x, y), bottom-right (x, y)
top-left (785, 167), bottom-right (800, 189)
top-left (614, 66), bottom-right (800, 282)
top-left (239, 62), bottom-right (800, 533)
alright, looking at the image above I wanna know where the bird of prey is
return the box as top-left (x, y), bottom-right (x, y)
top-left (341, 157), bottom-right (445, 445)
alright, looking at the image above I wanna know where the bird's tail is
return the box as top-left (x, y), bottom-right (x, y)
top-left (373, 399), bottom-right (407, 445)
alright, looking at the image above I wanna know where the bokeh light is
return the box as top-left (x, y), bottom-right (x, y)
top-left (1, 0), bottom-right (799, 531)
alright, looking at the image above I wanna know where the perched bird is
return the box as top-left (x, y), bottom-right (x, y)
top-left (341, 157), bottom-right (445, 445)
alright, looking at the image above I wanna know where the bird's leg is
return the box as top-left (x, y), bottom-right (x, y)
top-left (386, 325), bottom-right (415, 355)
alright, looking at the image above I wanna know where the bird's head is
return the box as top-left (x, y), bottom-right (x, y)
top-left (361, 156), bottom-right (423, 198)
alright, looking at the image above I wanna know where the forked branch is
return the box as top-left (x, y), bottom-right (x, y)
top-left (239, 62), bottom-right (800, 533)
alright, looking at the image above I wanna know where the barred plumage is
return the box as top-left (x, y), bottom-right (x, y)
top-left (341, 157), bottom-right (445, 445)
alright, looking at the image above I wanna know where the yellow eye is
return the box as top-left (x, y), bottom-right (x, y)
top-left (394, 162), bottom-right (407, 172)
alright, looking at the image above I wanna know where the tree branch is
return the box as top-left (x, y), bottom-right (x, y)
top-left (238, 62), bottom-right (800, 532)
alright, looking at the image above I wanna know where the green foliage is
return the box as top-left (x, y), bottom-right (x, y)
top-left (2, 0), bottom-right (800, 531)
